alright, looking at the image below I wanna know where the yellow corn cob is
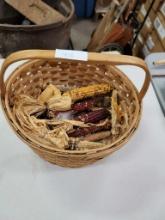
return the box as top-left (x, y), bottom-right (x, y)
top-left (63, 83), bottom-right (111, 102)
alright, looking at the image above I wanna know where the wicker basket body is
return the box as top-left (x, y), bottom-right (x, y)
top-left (0, 50), bottom-right (150, 167)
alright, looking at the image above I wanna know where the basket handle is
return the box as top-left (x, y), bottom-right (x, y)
top-left (0, 50), bottom-right (150, 102)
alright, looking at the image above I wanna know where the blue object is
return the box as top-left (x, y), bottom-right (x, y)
top-left (74, 0), bottom-right (85, 17)
top-left (86, 0), bottom-right (95, 17)
top-left (74, 0), bottom-right (95, 18)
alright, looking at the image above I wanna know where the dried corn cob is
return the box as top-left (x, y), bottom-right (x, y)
top-left (78, 141), bottom-right (105, 150)
top-left (85, 131), bottom-right (111, 141)
top-left (68, 126), bottom-right (97, 137)
top-left (63, 83), bottom-right (111, 102)
top-left (72, 95), bottom-right (111, 112)
top-left (72, 98), bottom-right (95, 112)
top-left (67, 139), bottom-right (79, 150)
top-left (74, 108), bottom-right (109, 123)
top-left (68, 120), bottom-right (111, 137)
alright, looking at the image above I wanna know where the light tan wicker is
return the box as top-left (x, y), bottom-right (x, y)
top-left (0, 50), bottom-right (150, 167)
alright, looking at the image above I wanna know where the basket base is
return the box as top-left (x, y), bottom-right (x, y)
top-left (32, 145), bottom-right (121, 168)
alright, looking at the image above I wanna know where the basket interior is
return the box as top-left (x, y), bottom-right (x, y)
top-left (5, 59), bottom-right (140, 151)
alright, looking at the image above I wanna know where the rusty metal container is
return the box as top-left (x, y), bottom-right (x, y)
top-left (0, 0), bottom-right (74, 57)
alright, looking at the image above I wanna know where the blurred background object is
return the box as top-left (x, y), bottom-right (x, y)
top-left (0, 0), bottom-right (22, 24)
top-left (0, 0), bottom-right (74, 57)
top-left (0, 0), bottom-right (164, 58)
top-left (74, 0), bottom-right (95, 18)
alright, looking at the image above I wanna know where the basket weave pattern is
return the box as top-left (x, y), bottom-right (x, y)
top-left (0, 50), bottom-right (150, 167)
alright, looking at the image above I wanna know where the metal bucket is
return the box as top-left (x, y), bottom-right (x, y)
top-left (0, 0), bottom-right (74, 57)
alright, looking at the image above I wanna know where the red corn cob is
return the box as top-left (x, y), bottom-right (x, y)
top-left (68, 121), bottom-right (111, 137)
top-left (74, 108), bottom-right (109, 123)
top-left (72, 96), bottom-right (110, 112)
top-left (72, 98), bottom-right (95, 112)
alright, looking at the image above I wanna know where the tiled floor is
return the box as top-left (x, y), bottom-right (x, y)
top-left (71, 18), bottom-right (98, 50)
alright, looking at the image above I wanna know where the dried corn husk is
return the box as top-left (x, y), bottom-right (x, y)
top-left (38, 84), bottom-right (61, 104)
top-left (47, 95), bottom-right (72, 111)
top-left (78, 141), bottom-right (105, 150)
top-left (13, 94), bottom-right (91, 149)
top-left (13, 83), bottom-right (130, 151)
top-left (85, 131), bottom-right (111, 141)
top-left (46, 128), bottom-right (69, 149)
top-left (111, 90), bottom-right (118, 134)
top-left (14, 95), bottom-right (45, 115)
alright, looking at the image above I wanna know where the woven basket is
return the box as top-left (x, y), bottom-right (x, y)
top-left (0, 50), bottom-right (150, 167)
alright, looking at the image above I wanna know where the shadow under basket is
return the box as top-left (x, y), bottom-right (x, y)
top-left (0, 50), bottom-right (150, 167)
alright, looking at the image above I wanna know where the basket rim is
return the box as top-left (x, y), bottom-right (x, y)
top-left (3, 59), bottom-right (141, 155)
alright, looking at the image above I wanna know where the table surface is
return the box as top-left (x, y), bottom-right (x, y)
top-left (0, 60), bottom-right (165, 220)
